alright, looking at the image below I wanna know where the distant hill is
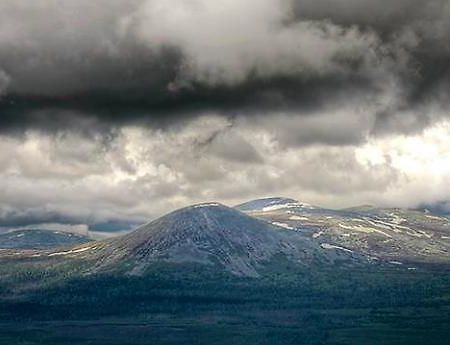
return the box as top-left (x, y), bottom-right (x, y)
top-left (0, 229), bottom-right (91, 250)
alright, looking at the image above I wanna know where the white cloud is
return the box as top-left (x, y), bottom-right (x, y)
top-left (1, 114), bottom-right (450, 227)
top-left (129, 0), bottom-right (391, 87)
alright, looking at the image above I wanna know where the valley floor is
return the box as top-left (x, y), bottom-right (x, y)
top-left (1, 262), bottom-right (450, 344)
top-left (1, 305), bottom-right (450, 345)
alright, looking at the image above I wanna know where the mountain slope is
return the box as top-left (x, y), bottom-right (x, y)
top-left (0, 229), bottom-right (91, 250)
top-left (237, 197), bottom-right (450, 267)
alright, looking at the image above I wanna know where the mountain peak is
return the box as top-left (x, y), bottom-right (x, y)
top-left (191, 202), bottom-right (222, 208)
top-left (94, 203), bottom-right (317, 277)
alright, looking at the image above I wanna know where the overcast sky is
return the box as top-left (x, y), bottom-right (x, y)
top-left (1, 0), bottom-right (450, 231)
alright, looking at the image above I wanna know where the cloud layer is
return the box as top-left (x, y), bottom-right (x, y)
top-left (0, 0), bottom-right (448, 132)
top-left (0, 1), bottom-right (449, 229)
top-left (2, 115), bottom-right (450, 229)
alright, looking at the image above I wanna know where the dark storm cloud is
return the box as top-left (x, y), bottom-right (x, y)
top-left (0, 0), bottom-right (448, 138)
top-left (0, 208), bottom-right (82, 228)
top-left (0, 76), bottom-right (371, 132)
top-left (292, 0), bottom-right (450, 98)
top-left (0, 208), bottom-right (137, 232)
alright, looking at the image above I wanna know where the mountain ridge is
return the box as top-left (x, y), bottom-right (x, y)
top-left (237, 197), bottom-right (450, 267)
top-left (2, 198), bottom-right (450, 284)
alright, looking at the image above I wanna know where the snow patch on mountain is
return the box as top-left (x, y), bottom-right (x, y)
top-left (271, 222), bottom-right (295, 230)
top-left (321, 243), bottom-right (353, 253)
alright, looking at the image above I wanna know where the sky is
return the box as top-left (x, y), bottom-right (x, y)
top-left (1, 0), bottom-right (450, 232)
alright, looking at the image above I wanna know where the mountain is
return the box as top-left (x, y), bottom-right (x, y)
top-left (4, 200), bottom-right (450, 280)
top-left (0, 229), bottom-right (91, 250)
top-left (0, 203), bottom-right (363, 281)
top-left (237, 197), bottom-right (450, 267)
top-left (87, 203), bottom-right (349, 277)
top-left (235, 197), bottom-right (317, 212)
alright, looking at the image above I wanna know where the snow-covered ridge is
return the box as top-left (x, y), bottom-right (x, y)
top-left (262, 201), bottom-right (315, 212)
top-left (48, 246), bottom-right (93, 257)
top-left (321, 243), bottom-right (353, 253)
top-left (234, 197), bottom-right (316, 212)
top-left (289, 215), bottom-right (309, 221)
top-left (271, 221), bottom-right (295, 230)
top-left (194, 203), bottom-right (221, 208)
